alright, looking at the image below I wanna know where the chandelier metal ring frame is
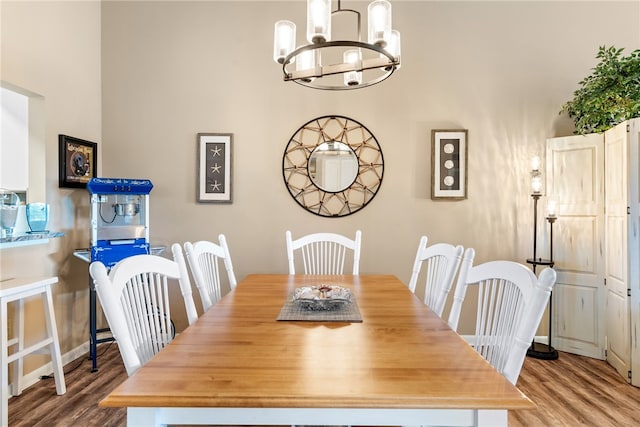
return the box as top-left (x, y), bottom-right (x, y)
top-left (282, 115), bottom-right (384, 217)
top-left (282, 40), bottom-right (399, 90)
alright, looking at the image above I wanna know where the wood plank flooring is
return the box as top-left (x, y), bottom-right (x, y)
top-left (8, 343), bottom-right (640, 426)
top-left (8, 343), bottom-right (126, 427)
top-left (511, 352), bottom-right (640, 426)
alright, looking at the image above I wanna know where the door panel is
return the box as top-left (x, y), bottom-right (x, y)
top-left (546, 134), bottom-right (605, 359)
top-left (606, 216), bottom-right (626, 283)
top-left (552, 146), bottom-right (598, 204)
top-left (607, 289), bottom-right (630, 375)
top-left (605, 121), bottom-right (631, 382)
top-left (626, 119), bottom-right (640, 387)
top-left (553, 217), bottom-right (598, 272)
top-left (555, 283), bottom-right (598, 350)
top-left (553, 217), bottom-right (601, 352)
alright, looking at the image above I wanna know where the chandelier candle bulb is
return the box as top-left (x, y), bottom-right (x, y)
top-left (307, 0), bottom-right (331, 43)
top-left (368, 0), bottom-right (392, 47)
top-left (297, 50), bottom-right (318, 82)
top-left (273, 20), bottom-right (296, 64)
top-left (389, 29), bottom-right (401, 59)
top-left (344, 49), bottom-right (363, 86)
top-left (384, 29), bottom-right (401, 70)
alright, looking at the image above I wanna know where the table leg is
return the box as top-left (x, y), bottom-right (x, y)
top-left (128, 408), bottom-right (166, 427)
top-left (477, 409), bottom-right (508, 426)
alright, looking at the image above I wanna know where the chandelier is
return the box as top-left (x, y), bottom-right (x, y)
top-left (273, 0), bottom-right (401, 90)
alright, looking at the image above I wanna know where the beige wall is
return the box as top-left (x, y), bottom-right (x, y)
top-left (100, 1), bottom-right (639, 329)
top-left (1, 0), bottom-right (101, 372)
top-left (2, 0), bottom-right (639, 378)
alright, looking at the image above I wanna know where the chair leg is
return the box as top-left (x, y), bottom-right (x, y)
top-left (43, 287), bottom-right (66, 395)
top-left (1, 299), bottom-right (9, 427)
top-left (10, 299), bottom-right (24, 396)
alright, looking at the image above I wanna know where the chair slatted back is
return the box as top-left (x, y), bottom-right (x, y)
top-left (408, 236), bottom-right (464, 316)
top-left (447, 248), bottom-right (557, 384)
top-left (473, 275), bottom-right (526, 374)
top-left (121, 270), bottom-right (174, 365)
top-left (89, 254), bottom-right (198, 376)
top-left (286, 230), bottom-right (362, 275)
top-left (179, 235), bottom-right (237, 312)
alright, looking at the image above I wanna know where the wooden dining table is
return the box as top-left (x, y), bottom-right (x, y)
top-left (100, 274), bottom-right (535, 426)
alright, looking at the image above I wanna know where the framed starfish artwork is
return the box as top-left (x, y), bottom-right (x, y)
top-left (197, 133), bottom-right (233, 203)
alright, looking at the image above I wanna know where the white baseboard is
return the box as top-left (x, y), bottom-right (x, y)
top-left (8, 341), bottom-right (90, 398)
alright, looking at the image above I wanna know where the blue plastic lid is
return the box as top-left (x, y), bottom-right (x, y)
top-left (87, 178), bottom-right (153, 195)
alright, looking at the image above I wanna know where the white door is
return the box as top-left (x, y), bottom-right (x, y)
top-left (604, 121), bottom-right (631, 382)
top-left (628, 119), bottom-right (640, 387)
top-left (546, 133), bottom-right (606, 359)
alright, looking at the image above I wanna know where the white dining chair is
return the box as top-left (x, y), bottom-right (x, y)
top-left (286, 230), bottom-right (362, 274)
top-left (178, 234), bottom-right (237, 312)
top-left (407, 235), bottom-right (464, 317)
top-left (89, 253), bottom-right (199, 376)
top-left (447, 248), bottom-right (557, 385)
top-left (447, 247), bottom-right (476, 331)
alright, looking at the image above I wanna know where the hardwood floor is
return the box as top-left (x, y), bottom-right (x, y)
top-left (8, 344), bottom-right (640, 426)
top-left (511, 352), bottom-right (640, 427)
top-left (8, 343), bottom-right (126, 427)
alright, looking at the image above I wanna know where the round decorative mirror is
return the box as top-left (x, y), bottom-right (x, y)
top-left (283, 115), bottom-right (384, 217)
top-left (308, 141), bottom-right (358, 192)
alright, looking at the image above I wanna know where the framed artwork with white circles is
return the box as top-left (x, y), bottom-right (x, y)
top-left (431, 129), bottom-right (468, 200)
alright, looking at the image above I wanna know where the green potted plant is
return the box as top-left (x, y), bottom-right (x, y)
top-left (560, 46), bottom-right (640, 134)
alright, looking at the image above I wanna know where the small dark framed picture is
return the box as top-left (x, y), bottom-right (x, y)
top-left (431, 129), bottom-right (468, 200)
top-left (58, 134), bottom-right (98, 188)
top-left (197, 133), bottom-right (233, 203)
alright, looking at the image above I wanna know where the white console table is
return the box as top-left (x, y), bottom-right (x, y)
top-left (0, 276), bottom-right (66, 426)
